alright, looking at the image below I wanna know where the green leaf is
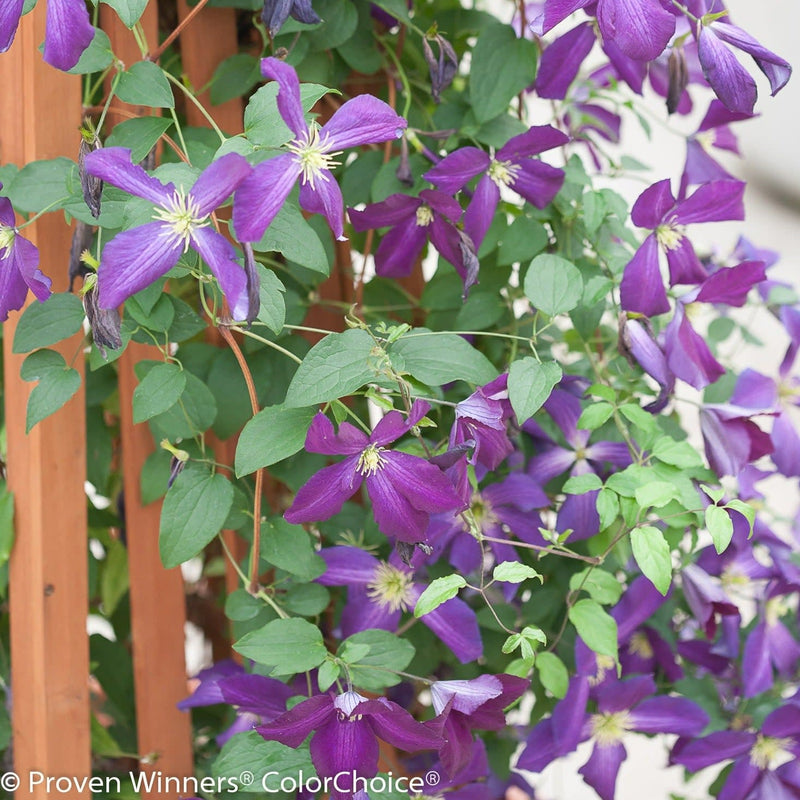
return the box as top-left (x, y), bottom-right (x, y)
top-left (569, 568), bottom-right (623, 605)
top-left (20, 350), bottom-right (81, 432)
top-left (117, 61), bottom-right (175, 108)
top-left (582, 190), bottom-right (606, 235)
top-left (700, 484), bottom-right (725, 504)
top-left (67, 28), bottom-right (114, 74)
top-left (100, 539), bottom-right (130, 616)
top-left (577, 402), bottom-right (614, 430)
top-left (338, 629), bottom-right (415, 691)
top-left (568, 599), bottom-right (618, 661)
top-left (256, 265), bottom-right (286, 334)
top-left (651, 437), bottom-right (704, 469)
top-left (725, 499), bottom-right (755, 537)
top-left (414, 575), bottom-right (467, 618)
top-left (563, 473), bottom-right (603, 495)
top-left (630, 525), bottom-right (672, 595)
top-left (132, 363), bottom-right (186, 423)
top-left (536, 652), bottom-right (569, 699)
top-left (101, 0), bottom-right (149, 27)
top-left (235, 405), bottom-right (316, 476)
top-left (596, 488), bottom-right (620, 530)
top-left (705, 504), bottom-right (734, 554)
top-left (634, 481), bottom-right (680, 509)
top-left (225, 589), bottom-right (263, 622)
top-left (0, 485), bottom-right (14, 568)
top-left (389, 330), bottom-right (498, 386)
top-left (105, 117), bottom-right (173, 163)
top-left (284, 329), bottom-right (376, 408)
top-left (259, 519), bottom-right (325, 581)
top-left (507, 358), bottom-right (562, 423)
top-left (148, 371), bottom-right (218, 438)
top-left (213, 731), bottom-right (314, 793)
top-left (492, 561), bottom-right (542, 584)
top-left (317, 660), bottom-right (340, 692)
top-left (524, 254), bottom-right (584, 316)
top-left (210, 54), bottom-right (261, 105)
top-left (470, 22), bottom-right (538, 123)
top-left (234, 618), bottom-right (328, 675)
top-left (619, 403), bottom-right (658, 435)
top-left (284, 583), bottom-right (330, 616)
top-left (13, 294), bottom-right (84, 354)
top-left (255, 202), bottom-right (330, 275)
top-left (4, 157), bottom-right (73, 213)
top-left (159, 466), bottom-right (233, 568)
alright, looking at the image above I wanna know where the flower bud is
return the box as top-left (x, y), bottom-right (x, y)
top-left (78, 128), bottom-right (103, 218)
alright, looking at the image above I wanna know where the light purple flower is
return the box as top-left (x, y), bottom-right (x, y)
top-left (0, 184), bottom-right (51, 321)
top-left (0, 0), bottom-right (93, 71)
top-left (619, 178), bottom-right (745, 316)
top-left (256, 690), bottom-right (443, 798)
top-left (316, 546), bottom-right (482, 663)
top-left (84, 147), bottom-right (252, 318)
top-left (285, 401), bottom-right (466, 545)
top-left (681, 564), bottom-right (740, 638)
top-left (696, 20), bottom-right (791, 115)
top-left (233, 57), bottom-right (406, 243)
top-left (699, 402), bottom-right (774, 478)
top-left (423, 126), bottom-right (567, 249)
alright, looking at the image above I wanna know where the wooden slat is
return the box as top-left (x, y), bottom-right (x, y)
top-left (99, 5), bottom-right (194, 794)
top-left (0, 6), bottom-right (91, 798)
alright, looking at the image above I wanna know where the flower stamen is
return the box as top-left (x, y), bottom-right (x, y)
top-left (285, 123), bottom-right (343, 189)
top-left (366, 562), bottom-right (414, 612)
top-left (357, 444), bottom-right (386, 476)
top-left (0, 225), bottom-right (16, 253)
top-left (488, 158), bottom-right (521, 188)
top-left (590, 711), bottom-right (632, 746)
top-left (152, 189), bottom-right (210, 252)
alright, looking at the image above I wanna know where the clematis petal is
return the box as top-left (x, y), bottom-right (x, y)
top-left (284, 457), bottom-right (363, 524)
top-left (509, 160), bottom-right (565, 209)
top-left (673, 179), bottom-right (745, 225)
top-left (310, 715), bottom-right (380, 783)
top-left (305, 413), bottom-right (369, 456)
top-left (629, 696), bottom-right (708, 735)
top-left (664, 237), bottom-right (707, 286)
top-left (299, 173), bottom-right (346, 240)
top-left (671, 730), bottom-right (753, 772)
top-left (772, 412), bottom-right (800, 477)
top-left (340, 586), bottom-right (401, 636)
top-left (0, 248), bottom-right (32, 322)
top-left (762, 705), bottom-right (800, 739)
top-left (620, 234), bottom-right (671, 316)
top-left (530, 0), bottom-right (590, 35)
top-left (411, 588), bottom-right (483, 663)
top-left (578, 740), bottom-right (627, 800)
top-left (596, 0), bottom-right (675, 61)
top-left (348, 194), bottom-right (419, 230)
top-left (498, 125), bottom-right (570, 161)
top-left (0, 0), bottom-right (24, 53)
top-left (371, 401), bottom-right (430, 446)
top-left (557, 488), bottom-right (600, 540)
top-left (358, 698), bottom-right (444, 753)
top-left (380, 451), bottom-right (465, 514)
top-left (190, 227), bottom-right (249, 320)
top-left (536, 23), bottom-right (596, 99)
top-left (664, 303), bottom-right (725, 390)
top-left (10, 235), bottom-right (51, 303)
top-left (424, 148), bottom-right (490, 194)
top-left (716, 756), bottom-right (761, 800)
top-left (698, 27), bottom-right (757, 115)
top-left (431, 676), bottom-right (503, 716)
top-left (695, 260), bottom-right (766, 307)
top-left (373, 217), bottom-right (428, 277)
top-left (218, 674), bottom-right (294, 719)
top-left (742, 621), bottom-right (773, 698)
top-left (528, 447), bottom-right (576, 483)
top-left (552, 676), bottom-right (591, 752)
top-left (316, 546), bottom-right (379, 586)
top-left (83, 147), bottom-right (174, 206)
top-left (439, 714), bottom-right (476, 778)
top-left (190, 154), bottom-right (252, 216)
top-left (260, 57), bottom-right (307, 140)
top-left (631, 179), bottom-right (676, 229)
top-left (44, 0), bottom-right (94, 71)
top-left (97, 221), bottom-right (182, 309)
top-left (321, 94), bottom-right (407, 151)
top-left (232, 154), bottom-right (302, 243)
top-left (256, 693), bottom-right (335, 748)
top-left (517, 718), bottom-right (561, 772)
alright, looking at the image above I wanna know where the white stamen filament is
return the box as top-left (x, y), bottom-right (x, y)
top-left (488, 158), bottom-right (521, 188)
top-left (285, 123), bottom-right (343, 189)
top-left (366, 562), bottom-right (414, 612)
top-left (0, 224), bottom-right (16, 253)
top-left (152, 189), bottom-right (210, 252)
top-left (749, 734), bottom-right (792, 770)
top-left (656, 222), bottom-right (686, 251)
top-left (590, 711), bottom-right (632, 746)
top-left (357, 443), bottom-right (386, 476)
top-left (415, 205), bottom-right (434, 227)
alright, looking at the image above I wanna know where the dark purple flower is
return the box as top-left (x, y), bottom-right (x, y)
top-left (256, 690), bottom-right (444, 798)
top-left (423, 126), bottom-right (567, 249)
top-left (285, 401), bottom-right (465, 545)
top-left (178, 660), bottom-right (294, 745)
top-left (316, 546), bottom-right (482, 663)
top-left (0, 0), bottom-right (93, 71)
top-left (696, 20), bottom-right (791, 115)
top-left (619, 178), bottom-right (745, 316)
top-left (619, 316), bottom-right (675, 412)
top-left (699, 402), bottom-right (774, 478)
top-left (261, 0), bottom-right (319, 37)
top-left (519, 675), bottom-right (707, 799)
top-left (535, 23), bottom-right (596, 99)
top-left (0, 184), bottom-right (51, 321)
top-left (84, 147), bottom-right (252, 318)
top-left (348, 190), bottom-right (471, 287)
top-left (681, 564), bottom-right (740, 638)
top-left (430, 674), bottom-right (528, 777)
top-left (531, 0), bottom-right (676, 62)
top-left (671, 705), bottom-right (800, 799)
top-left (233, 58), bottom-right (406, 243)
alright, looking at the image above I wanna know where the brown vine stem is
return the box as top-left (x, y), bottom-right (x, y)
top-left (147, 0), bottom-right (213, 62)
top-left (217, 322), bottom-right (264, 595)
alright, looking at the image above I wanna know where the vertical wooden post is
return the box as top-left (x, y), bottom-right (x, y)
top-left (0, 6), bottom-right (91, 798)
top-left (99, 4), bottom-right (194, 794)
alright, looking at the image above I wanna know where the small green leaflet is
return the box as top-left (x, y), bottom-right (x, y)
top-left (132, 363), bottom-right (186, 423)
top-left (568, 599), bottom-right (618, 662)
top-left (492, 562), bottom-right (542, 584)
top-left (630, 525), bottom-right (672, 595)
top-left (235, 405), bottom-right (316, 476)
top-left (524, 254), bottom-right (584, 317)
top-left (13, 293), bottom-right (85, 353)
top-left (20, 349), bottom-right (82, 432)
top-left (117, 61), bottom-right (175, 109)
top-left (414, 575), bottom-right (467, 618)
top-left (705, 504), bottom-right (734, 554)
top-left (507, 358), bottom-right (562, 423)
top-left (233, 618), bottom-right (328, 675)
top-left (536, 652), bottom-right (569, 698)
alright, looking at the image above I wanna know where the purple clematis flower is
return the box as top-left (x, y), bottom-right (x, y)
top-left (84, 148), bottom-right (253, 318)
top-left (699, 402), bottom-right (774, 477)
top-left (619, 178), bottom-right (745, 316)
top-left (519, 674), bottom-right (708, 800)
top-left (671, 705), bottom-right (800, 800)
top-left (315, 546), bottom-right (482, 663)
top-left (430, 674), bottom-right (529, 777)
top-left (178, 660), bottom-right (294, 745)
top-left (0, 184), bottom-right (51, 321)
top-left (348, 190), bottom-right (476, 290)
top-left (423, 126), bottom-right (567, 250)
top-left (256, 690), bottom-right (444, 799)
top-left (619, 315), bottom-right (675, 412)
top-left (233, 57), bottom-right (406, 243)
top-left (285, 401), bottom-right (465, 545)
top-left (1, 0), bottom-right (93, 71)
top-left (681, 563), bottom-right (740, 639)
top-left (535, 22), bottom-right (596, 99)
top-left (696, 19), bottom-right (791, 115)
top-left (531, 0), bottom-right (676, 62)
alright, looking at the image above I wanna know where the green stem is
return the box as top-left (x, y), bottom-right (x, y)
top-left (164, 71), bottom-right (226, 142)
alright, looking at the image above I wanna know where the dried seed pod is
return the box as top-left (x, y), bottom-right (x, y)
top-left (78, 134), bottom-right (103, 218)
top-left (667, 48), bottom-right (689, 115)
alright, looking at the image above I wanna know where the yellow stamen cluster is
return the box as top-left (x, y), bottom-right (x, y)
top-left (366, 562), bottom-right (414, 612)
top-left (655, 222), bottom-right (686, 251)
top-left (749, 734), bottom-right (792, 770)
top-left (357, 443), bottom-right (386, 476)
top-left (152, 189), bottom-right (210, 252)
top-left (285, 123), bottom-right (342, 188)
top-left (590, 711), bottom-right (632, 746)
top-left (488, 158), bottom-right (521, 188)
top-left (0, 224), bottom-right (16, 253)
top-left (415, 205), bottom-right (434, 227)
top-left (627, 631), bottom-right (654, 660)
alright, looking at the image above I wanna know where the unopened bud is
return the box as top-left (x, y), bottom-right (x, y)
top-left (78, 131), bottom-right (103, 218)
top-left (666, 49), bottom-right (688, 115)
top-left (243, 242), bottom-right (261, 326)
top-left (423, 33), bottom-right (459, 103)
top-left (395, 135), bottom-right (414, 186)
top-left (83, 282), bottom-right (122, 356)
